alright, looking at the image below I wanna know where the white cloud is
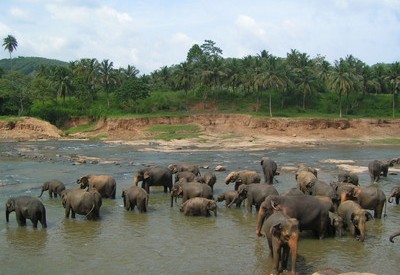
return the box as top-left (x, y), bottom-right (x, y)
top-left (235, 15), bottom-right (266, 39)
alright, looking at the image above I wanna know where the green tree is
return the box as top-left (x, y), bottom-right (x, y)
top-left (115, 77), bottom-right (149, 112)
top-left (2, 35), bottom-right (18, 71)
top-left (186, 44), bottom-right (204, 64)
top-left (99, 59), bottom-right (117, 108)
top-left (384, 62), bottom-right (400, 118)
top-left (50, 66), bottom-right (74, 103)
top-left (0, 71), bottom-right (32, 115)
top-left (173, 62), bottom-right (194, 111)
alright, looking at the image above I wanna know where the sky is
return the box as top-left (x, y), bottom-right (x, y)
top-left (1, 0), bottom-right (399, 75)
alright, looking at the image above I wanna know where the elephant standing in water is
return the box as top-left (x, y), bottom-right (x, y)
top-left (134, 166), bottom-right (173, 194)
top-left (217, 191), bottom-right (243, 208)
top-left (388, 186), bottom-right (400, 205)
top-left (38, 179), bottom-right (65, 198)
top-left (180, 197), bottom-right (217, 217)
top-left (258, 211), bottom-right (299, 275)
top-left (6, 196), bottom-right (47, 228)
top-left (61, 189), bottom-right (102, 220)
top-left (260, 157), bottom-right (279, 184)
top-left (225, 170), bottom-right (261, 190)
top-left (368, 159), bottom-right (397, 183)
top-left (337, 200), bottom-right (373, 242)
top-left (122, 186), bottom-right (149, 213)
top-left (168, 164), bottom-right (201, 176)
top-left (170, 181), bottom-right (213, 207)
top-left (77, 175), bottom-right (116, 199)
top-left (236, 183), bottom-right (279, 213)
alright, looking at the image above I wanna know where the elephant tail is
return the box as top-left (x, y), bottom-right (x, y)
top-left (85, 203), bottom-right (96, 219)
top-left (384, 199), bottom-right (387, 217)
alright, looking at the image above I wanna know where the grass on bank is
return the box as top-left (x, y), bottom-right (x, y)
top-left (64, 122), bottom-right (97, 135)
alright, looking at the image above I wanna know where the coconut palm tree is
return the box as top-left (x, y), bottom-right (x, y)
top-left (384, 62), bottom-right (400, 118)
top-left (2, 35), bottom-right (18, 71)
top-left (99, 59), bottom-right (117, 108)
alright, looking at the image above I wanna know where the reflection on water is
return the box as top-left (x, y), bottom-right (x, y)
top-left (0, 141), bottom-right (400, 274)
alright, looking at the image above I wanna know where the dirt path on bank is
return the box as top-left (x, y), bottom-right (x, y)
top-left (1, 115), bottom-right (399, 151)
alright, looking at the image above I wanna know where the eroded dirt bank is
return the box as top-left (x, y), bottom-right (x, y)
top-left (1, 115), bottom-right (399, 151)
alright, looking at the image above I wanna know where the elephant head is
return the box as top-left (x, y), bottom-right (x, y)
top-left (5, 198), bottom-right (16, 222)
top-left (256, 195), bottom-right (280, 236)
top-left (388, 186), bottom-right (400, 203)
top-left (225, 171), bottom-right (240, 185)
top-left (133, 169), bottom-right (146, 186)
top-left (168, 164), bottom-right (178, 173)
top-left (77, 175), bottom-right (90, 189)
top-left (270, 218), bottom-right (299, 244)
top-left (206, 200), bottom-right (218, 216)
top-left (351, 210), bottom-right (373, 242)
top-left (170, 183), bottom-right (183, 207)
top-left (38, 182), bottom-right (50, 198)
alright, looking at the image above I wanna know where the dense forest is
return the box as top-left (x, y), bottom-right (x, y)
top-left (0, 39), bottom-right (399, 127)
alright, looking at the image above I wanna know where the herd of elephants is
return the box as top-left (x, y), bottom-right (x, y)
top-left (5, 156), bottom-right (400, 275)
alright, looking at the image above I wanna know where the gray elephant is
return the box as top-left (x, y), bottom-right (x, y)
top-left (296, 170), bottom-right (318, 193)
top-left (216, 191), bottom-right (243, 208)
top-left (38, 179), bottom-right (66, 198)
top-left (168, 163), bottom-right (201, 176)
top-left (389, 229), bottom-right (400, 242)
top-left (337, 171), bottom-right (359, 186)
top-left (237, 183), bottom-right (279, 213)
top-left (327, 211), bottom-right (343, 237)
top-left (341, 185), bottom-right (386, 219)
top-left (337, 200), bottom-right (373, 242)
top-left (258, 211), bottom-right (299, 275)
top-left (315, 195), bottom-right (335, 213)
top-left (368, 159), bottom-right (396, 183)
top-left (260, 157), bottom-right (279, 184)
top-left (195, 171), bottom-right (217, 191)
top-left (179, 197), bottom-right (217, 217)
top-left (77, 174), bottom-right (116, 199)
top-left (224, 170), bottom-right (261, 190)
top-left (170, 181), bottom-right (213, 207)
top-left (61, 189), bottom-right (102, 220)
top-left (388, 186), bottom-right (400, 204)
top-left (256, 195), bottom-right (329, 240)
top-left (296, 163), bottom-right (318, 178)
top-left (6, 196), bottom-right (47, 228)
top-left (121, 186), bottom-right (148, 213)
top-left (175, 171), bottom-right (197, 184)
top-left (134, 166), bottom-right (173, 194)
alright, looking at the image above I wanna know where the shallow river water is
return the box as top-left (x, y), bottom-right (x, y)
top-left (0, 141), bottom-right (399, 275)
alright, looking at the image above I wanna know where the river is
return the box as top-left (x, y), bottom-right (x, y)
top-left (0, 140), bottom-right (399, 275)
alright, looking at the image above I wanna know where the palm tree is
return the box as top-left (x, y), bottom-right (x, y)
top-left (99, 59), bottom-right (117, 108)
top-left (50, 66), bottom-right (73, 103)
top-left (329, 59), bottom-right (356, 118)
top-left (2, 35), bottom-right (18, 71)
top-left (384, 62), bottom-right (400, 118)
top-left (174, 62), bottom-right (194, 111)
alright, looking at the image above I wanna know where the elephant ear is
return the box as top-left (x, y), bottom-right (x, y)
top-left (270, 223), bottom-right (282, 238)
top-left (352, 186), bottom-right (362, 198)
top-left (143, 171), bottom-right (151, 180)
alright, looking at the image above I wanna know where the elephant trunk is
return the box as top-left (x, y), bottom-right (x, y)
top-left (38, 188), bottom-right (45, 198)
top-left (133, 176), bottom-right (139, 186)
top-left (170, 194), bottom-right (174, 207)
top-left (256, 208), bottom-right (267, 236)
top-left (388, 196), bottom-right (394, 203)
top-left (358, 223), bottom-right (366, 242)
top-left (6, 209), bottom-right (10, 223)
top-left (389, 230), bottom-right (400, 243)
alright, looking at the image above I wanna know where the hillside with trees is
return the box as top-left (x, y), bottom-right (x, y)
top-left (1, 38), bottom-right (399, 128)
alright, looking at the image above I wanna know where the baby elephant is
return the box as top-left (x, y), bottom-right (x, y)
top-left (38, 179), bottom-right (66, 198)
top-left (217, 191), bottom-right (243, 208)
top-left (6, 196), bottom-right (47, 228)
top-left (327, 211), bottom-right (343, 237)
top-left (122, 186), bottom-right (149, 213)
top-left (180, 197), bottom-right (217, 217)
top-left (388, 186), bottom-right (400, 205)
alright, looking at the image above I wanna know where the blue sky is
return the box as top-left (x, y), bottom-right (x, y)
top-left (1, 0), bottom-right (399, 74)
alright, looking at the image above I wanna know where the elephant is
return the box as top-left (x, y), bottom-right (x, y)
top-left (237, 183), bottom-right (279, 213)
top-left (170, 181), bottom-right (213, 207)
top-left (77, 174), bottom-right (116, 199)
top-left (216, 191), bottom-right (243, 208)
top-left (195, 171), bottom-right (217, 191)
top-left (337, 171), bottom-right (359, 186)
top-left (327, 211), bottom-right (343, 237)
top-left (168, 163), bottom-right (201, 176)
top-left (256, 195), bottom-right (329, 239)
top-left (121, 186), bottom-right (148, 213)
top-left (337, 200), bottom-right (373, 242)
top-left (38, 179), bottom-right (66, 198)
top-left (260, 157), bottom-right (279, 184)
top-left (224, 170), bottom-right (261, 190)
top-left (315, 195), bottom-right (335, 213)
top-left (134, 166), bottom-right (173, 194)
top-left (175, 171), bottom-right (197, 184)
top-left (302, 179), bottom-right (336, 201)
top-left (389, 229), bottom-right (400, 243)
top-left (179, 197), bottom-right (217, 217)
top-left (341, 185), bottom-right (386, 219)
top-left (296, 163), bottom-right (318, 178)
top-left (6, 196), bottom-right (47, 228)
top-left (61, 189), bottom-right (102, 220)
top-left (259, 211), bottom-right (299, 275)
top-left (283, 187), bottom-right (305, 196)
top-left (368, 159), bottom-right (396, 183)
top-left (296, 170), bottom-right (318, 193)
top-left (388, 186), bottom-right (400, 204)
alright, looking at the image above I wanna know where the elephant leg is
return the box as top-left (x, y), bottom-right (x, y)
top-left (71, 209), bottom-right (76, 219)
top-left (31, 217), bottom-right (38, 228)
top-left (396, 197), bottom-right (400, 205)
top-left (163, 186), bottom-right (168, 193)
top-left (271, 240), bottom-right (281, 275)
top-left (288, 235), bottom-right (298, 275)
top-left (16, 212), bottom-right (27, 226)
top-left (49, 191), bottom-right (53, 198)
top-left (281, 245), bottom-right (289, 271)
